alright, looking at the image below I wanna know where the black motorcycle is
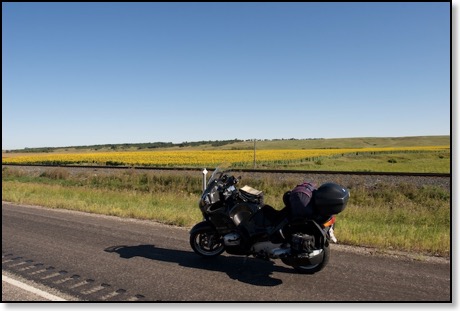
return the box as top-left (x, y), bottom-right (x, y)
top-left (189, 166), bottom-right (349, 274)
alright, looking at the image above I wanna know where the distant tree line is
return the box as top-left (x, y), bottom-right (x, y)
top-left (177, 139), bottom-right (244, 147)
top-left (4, 139), bottom-right (246, 153)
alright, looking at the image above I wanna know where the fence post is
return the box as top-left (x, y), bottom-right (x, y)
top-left (202, 168), bottom-right (208, 191)
top-left (253, 139), bottom-right (256, 169)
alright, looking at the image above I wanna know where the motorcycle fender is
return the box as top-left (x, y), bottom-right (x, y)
top-left (190, 221), bottom-right (215, 235)
top-left (310, 220), bottom-right (327, 249)
top-left (309, 220), bottom-right (327, 240)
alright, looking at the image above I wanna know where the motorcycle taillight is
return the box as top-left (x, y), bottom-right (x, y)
top-left (322, 215), bottom-right (336, 227)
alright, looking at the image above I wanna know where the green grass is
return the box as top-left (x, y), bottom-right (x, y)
top-left (271, 150), bottom-right (450, 173)
top-left (337, 183), bottom-right (450, 255)
top-left (2, 167), bottom-right (450, 257)
top-left (2, 181), bottom-right (202, 227)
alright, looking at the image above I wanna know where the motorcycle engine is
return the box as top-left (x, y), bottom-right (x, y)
top-left (223, 232), bottom-right (241, 246)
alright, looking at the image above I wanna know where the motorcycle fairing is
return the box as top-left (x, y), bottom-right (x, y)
top-left (229, 203), bottom-right (260, 227)
top-left (189, 221), bottom-right (216, 236)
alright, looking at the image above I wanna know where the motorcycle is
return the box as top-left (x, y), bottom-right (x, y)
top-left (189, 165), bottom-right (349, 274)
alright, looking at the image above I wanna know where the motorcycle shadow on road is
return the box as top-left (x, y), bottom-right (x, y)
top-left (104, 244), bottom-right (293, 287)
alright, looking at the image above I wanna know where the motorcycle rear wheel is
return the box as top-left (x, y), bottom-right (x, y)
top-left (190, 227), bottom-right (225, 257)
top-left (282, 244), bottom-right (330, 274)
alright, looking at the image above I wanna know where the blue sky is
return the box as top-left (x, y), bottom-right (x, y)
top-left (2, 2), bottom-right (452, 149)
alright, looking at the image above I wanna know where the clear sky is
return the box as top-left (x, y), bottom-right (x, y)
top-left (2, 2), bottom-right (452, 150)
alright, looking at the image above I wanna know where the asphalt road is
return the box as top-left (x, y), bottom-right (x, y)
top-left (2, 202), bottom-right (451, 302)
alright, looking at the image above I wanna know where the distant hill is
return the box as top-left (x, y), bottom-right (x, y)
top-left (2, 136), bottom-right (450, 154)
top-left (223, 136), bottom-right (451, 150)
top-left (3, 139), bottom-right (244, 153)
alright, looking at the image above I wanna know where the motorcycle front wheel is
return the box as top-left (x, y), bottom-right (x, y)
top-left (190, 226), bottom-right (225, 257)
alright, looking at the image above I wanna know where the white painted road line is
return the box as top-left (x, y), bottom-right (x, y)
top-left (2, 274), bottom-right (67, 301)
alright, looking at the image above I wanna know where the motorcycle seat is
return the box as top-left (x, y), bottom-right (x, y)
top-left (249, 205), bottom-right (288, 229)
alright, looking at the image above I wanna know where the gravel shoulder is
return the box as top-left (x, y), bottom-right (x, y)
top-left (2, 164), bottom-right (451, 190)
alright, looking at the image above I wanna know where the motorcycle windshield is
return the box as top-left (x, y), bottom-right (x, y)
top-left (206, 163), bottom-right (231, 187)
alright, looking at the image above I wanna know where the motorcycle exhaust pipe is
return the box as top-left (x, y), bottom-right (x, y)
top-left (271, 247), bottom-right (291, 258)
